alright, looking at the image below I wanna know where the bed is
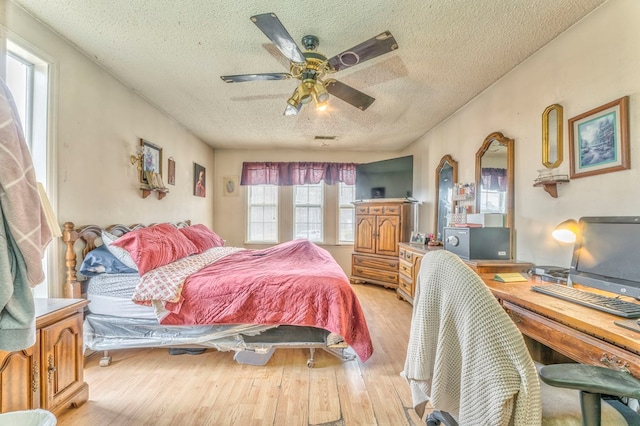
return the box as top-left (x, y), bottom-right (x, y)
top-left (62, 220), bottom-right (373, 368)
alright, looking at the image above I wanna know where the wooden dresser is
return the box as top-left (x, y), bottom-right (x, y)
top-left (0, 298), bottom-right (89, 416)
top-left (351, 200), bottom-right (416, 289)
top-left (398, 242), bottom-right (533, 304)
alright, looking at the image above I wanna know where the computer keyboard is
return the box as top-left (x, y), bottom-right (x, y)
top-left (531, 284), bottom-right (640, 318)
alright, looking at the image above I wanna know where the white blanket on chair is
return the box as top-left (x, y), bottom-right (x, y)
top-left (402, 250), bottom-right (541, 425)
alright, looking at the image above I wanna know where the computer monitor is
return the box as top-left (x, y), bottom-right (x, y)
top-left (569, 216), bottom-right (640, 300)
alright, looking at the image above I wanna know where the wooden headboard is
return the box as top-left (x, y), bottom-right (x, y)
top-left (61, 220), bottom-right (191, 298)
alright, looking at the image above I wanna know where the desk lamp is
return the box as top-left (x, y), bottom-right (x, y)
top-left (552, 219), bottom-right (578, 243)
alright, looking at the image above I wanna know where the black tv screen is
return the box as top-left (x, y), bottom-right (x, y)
top-left (355, 155), bottom-right (414, 201)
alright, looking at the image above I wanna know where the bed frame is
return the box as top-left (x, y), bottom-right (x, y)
top-left (61, 221), bottom-right (354, 368)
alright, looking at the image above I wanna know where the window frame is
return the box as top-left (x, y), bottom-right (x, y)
top-left (337, 182), bottom-right (355, 244)
top-left (6, 38), bottom-right (57, 297)
top-left (246, 184), bottom-right (279, 243)
top-left (293, 183), bottom-right (324, 243)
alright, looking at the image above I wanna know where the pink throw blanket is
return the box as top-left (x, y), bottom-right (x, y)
top-left (160, 239), bottom-right (373, 361)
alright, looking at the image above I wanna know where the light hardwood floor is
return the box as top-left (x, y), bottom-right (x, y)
top-left (57, 284), bottom-right (428, 425)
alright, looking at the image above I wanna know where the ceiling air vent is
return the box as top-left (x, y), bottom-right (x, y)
top-left (314, 135), bottom-right (337, 147)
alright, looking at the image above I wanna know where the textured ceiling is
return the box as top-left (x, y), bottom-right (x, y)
top-left (12, 0), bottom-right (605, 151)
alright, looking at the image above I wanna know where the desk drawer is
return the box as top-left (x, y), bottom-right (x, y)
top-left (504, 301), bottom-right (640, 378)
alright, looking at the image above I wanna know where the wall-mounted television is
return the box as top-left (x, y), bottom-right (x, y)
top-left (355, 155), bottom-right (414, 201)
top-left (570, 216), bottom-right (640, 300)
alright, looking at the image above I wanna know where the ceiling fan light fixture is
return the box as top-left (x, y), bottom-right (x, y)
top-left (313, 82), bottom-right (329, 103)
top-left (284, 103), bottom-right (301, 116)
top-left (297, 84), bottom-right (313, 104)
top-left (315, 100), bottom-right (329, 112)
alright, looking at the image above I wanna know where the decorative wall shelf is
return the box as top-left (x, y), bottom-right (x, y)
top-left (533, 178), bottom-right (569, 198)
top-left (140, 188), bottom-right (169, 200)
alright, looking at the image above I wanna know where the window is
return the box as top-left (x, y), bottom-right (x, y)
top-left (294, 183), bottom-right (323, 242)
top-left (6, 40), bottom-right (52, 297)
top-left (338, 183), bottom-right (355, 243)
top-left (6, 53), bottom-right (33, 144)
top-left (247, 185), bottom-right (278, 242)
top-left (479, 190), bottom-right (506, 214)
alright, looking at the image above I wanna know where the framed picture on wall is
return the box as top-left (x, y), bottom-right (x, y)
top-left (222, 176), bottom-right (239, 197)
top-left (194, 163), bottom-right (206, 197)
top-left (140, 139), bottom-right (162, 185)
top-left (569, 96), bottom-right (629, 179)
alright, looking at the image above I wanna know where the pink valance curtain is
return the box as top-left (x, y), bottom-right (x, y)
top-left (481, 167), bottom-right (507, 191)
top-left (240, 162), bottom-right (357, 186)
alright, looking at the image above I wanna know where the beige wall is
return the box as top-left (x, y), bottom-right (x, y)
top-left (402, 0), bottom-right (640, 267)
top-left (5, 3), bottom-right (215, 296)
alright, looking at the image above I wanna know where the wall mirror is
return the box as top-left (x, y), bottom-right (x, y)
top-left (542, 104), bottom-right (563, 168)
top-left (434, 155), bottom-right (458, 241)
top-left (475, 132), bottom-right (514, 255)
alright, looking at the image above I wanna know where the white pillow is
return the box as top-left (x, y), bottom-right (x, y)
top-left (101, 230), bottom-right (138, 271)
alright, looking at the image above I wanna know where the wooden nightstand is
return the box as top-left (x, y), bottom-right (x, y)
top-left (0, 298), bottom-right (89, 416)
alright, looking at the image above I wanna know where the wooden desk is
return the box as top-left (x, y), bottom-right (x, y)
top-left (482, 274), bottom-right (640, 379)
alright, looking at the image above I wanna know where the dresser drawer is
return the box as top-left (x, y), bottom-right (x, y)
top-left (383, 205), bottom-right (400, 215)
top-left (399, 247), bottom-right (416, 262)
top-left (399, 259), bottom-right (413, 278)
top-left (369, 205), bottom-right (384, 215)
top-left (352, 254), bottom-right (398, 272)
top-left (399, 276), bottom-right (413, 297)
top-left (355, 205), bottom-right (369, 214)
top-left (352, 265), bottom-right (398, 285)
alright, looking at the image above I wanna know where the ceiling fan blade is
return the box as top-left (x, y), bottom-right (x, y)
top-left (328, 31), bottom-right (398, 72)
top-left (325, 79), bottom-right (375, 111)
top-left (221, 73), bottom-right (292, 83)
top-left (250, 13), bottom-right (306, 64)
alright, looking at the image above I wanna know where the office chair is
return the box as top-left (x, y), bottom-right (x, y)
top-left (402, 250), bottom-right (640, 426)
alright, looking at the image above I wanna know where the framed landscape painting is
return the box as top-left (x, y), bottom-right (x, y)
top-left (569, 96), bottom-right (629, 179)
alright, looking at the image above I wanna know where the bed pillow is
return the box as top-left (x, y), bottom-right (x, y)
top-left (179, 224), bottom-right (225, 253)
top-left (110, 223), bottom-right (198, 275)
top-left (79, 245), bottom-right (138, 276)
top-left (102, 230), bottom-right (139, 271)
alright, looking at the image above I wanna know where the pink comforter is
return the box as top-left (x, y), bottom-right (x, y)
top-left (160, 239), bottom-right (373, 361)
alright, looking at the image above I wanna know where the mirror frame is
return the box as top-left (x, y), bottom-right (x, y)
top-left (475, 132), bottom-right (514, 254)
top-left (434, 154), bottom-right (458, 241)
top-left (542, 104), bottom-right (563, 168)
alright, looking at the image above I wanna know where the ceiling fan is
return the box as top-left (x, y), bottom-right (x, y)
top-left (220, 13), bottom-right (398, 116)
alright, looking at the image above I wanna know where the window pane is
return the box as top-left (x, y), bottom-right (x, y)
top-left (338, 183), bottom-right (355, 243)
top-left (308, 186), bottom-right (322, 204)
top-left (247, 185), bottom-right (278, 242)
top-left (339, 184), bottom-right (355, 204)
top-left (6, 54), bottom-right (30, 130)
top-left (294, 184), bottom-right (323, 242)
